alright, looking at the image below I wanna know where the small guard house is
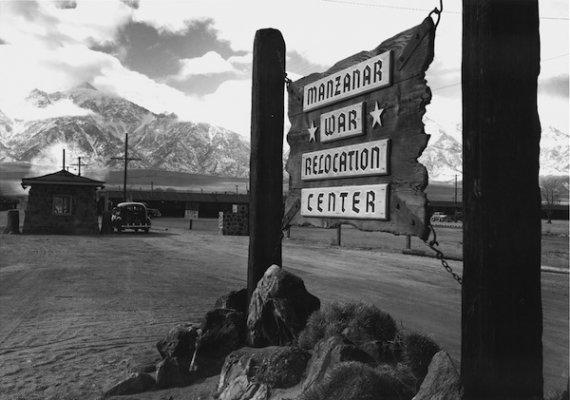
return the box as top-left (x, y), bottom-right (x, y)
top-left (21, 169), bottom-right (105, 234)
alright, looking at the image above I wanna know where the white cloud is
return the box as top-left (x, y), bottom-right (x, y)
top-left (10, 98), bottom-right (93, 121)
top-left (228, 53), bottom-right (252, 65)
top-left (171, 51), bottom-right (238, 80)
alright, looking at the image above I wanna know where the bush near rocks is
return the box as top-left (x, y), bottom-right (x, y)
top-left (248, 265), bottom-right (320, 347)
top-left (298, 302), bottom-right (397, 350)
top-left (401, 332), bottom-right (440, 385)
top-left (299, 361), bottom-right (416, 400)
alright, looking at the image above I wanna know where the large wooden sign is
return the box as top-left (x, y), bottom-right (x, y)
top-left (284, 17), bottom-right (435, 239)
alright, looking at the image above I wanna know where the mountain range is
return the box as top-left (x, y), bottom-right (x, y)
top-left (0, 84), bottom-right (250, 178)
top-left (0, 84), bottom-right (567, 182)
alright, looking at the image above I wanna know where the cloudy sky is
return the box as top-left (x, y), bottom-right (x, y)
top-left (0, 0), bottom-right (568, 138)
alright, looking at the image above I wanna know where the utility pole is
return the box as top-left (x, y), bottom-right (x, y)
top-left (71, 156), bottom-right (87, 176)
top-left (462, 1), bottom-right (542, 399)
top-left (62, 149), bottom-right (66, 170)
top-left (111, 133), bottom-right (141, 202)
top-left (151, 181), bottom-right (154, 193)
top-left (454, 174), bottom-right (458, 219)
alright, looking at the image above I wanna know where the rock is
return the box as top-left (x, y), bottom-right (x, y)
top-left (195, 308), bottom-right (246, 377)
top-left (217, 375), bottom-right (270, 400)
top-left (299, 361), bottom-right (416, 400)
top-left (156, 357), bottom-right (192, 389)
top-left (216, 346), bottom-right (310, 400)
top-left (247, 265), bottom-right (320, 347)
top-left (412, 351), bottom-right (462, 400)
top-left (156, 323), bottom-right (198, 369)
top-left (103, 372), bottom-right (156, 397)
top-left (215, 288), bottom-right (248, 314)
top-left (302, 335), bottom-right (375, 392)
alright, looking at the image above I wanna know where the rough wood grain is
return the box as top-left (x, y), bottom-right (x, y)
top-left (461, 1), bottom-right (543, 398)
top-left (285, 18), bottom-right (435, 240)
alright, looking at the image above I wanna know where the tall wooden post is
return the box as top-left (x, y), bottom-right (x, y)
top-left (247, 29), bottom-right (285, 297)
top-left (462, 1), bottom-right (543, 399)
top-left (123, 133), bottom-right (129, 202)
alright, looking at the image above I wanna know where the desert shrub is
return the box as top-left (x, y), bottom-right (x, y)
top-left (401, 332), bottom-right (440, 384)
top-left (298, 302), bottom-right (397, 350)
top-left (300, 361), bottom-right (416, 400)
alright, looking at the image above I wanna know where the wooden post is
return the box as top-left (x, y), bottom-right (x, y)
top-left (462, 1), bottom-right (543, 398)
top-left (335, 224), bottom-right (342, 246)
top-left (247, 29), bottom-right (285, 297)
top-left (405, 235), bottom-right (411, 250)
top-left (3, 209), bottom-right (19, 234)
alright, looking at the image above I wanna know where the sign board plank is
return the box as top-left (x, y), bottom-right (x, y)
top-left (301, 184), bottom-right (388, 219)
top-left (303, 51), bottom-right (392, 111)
top-left (284, 17), bottom-right (435, 239)
top-left (320, 102), bottom-right (365, 143)
top-left (301, 139), bottom-right (389, 181)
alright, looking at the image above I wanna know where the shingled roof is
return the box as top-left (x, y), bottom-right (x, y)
top-left (21, 169), bottom-right (105, 189)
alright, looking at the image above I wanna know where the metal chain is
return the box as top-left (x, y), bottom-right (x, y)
top-left (423, 223), bottom-right (463, 285)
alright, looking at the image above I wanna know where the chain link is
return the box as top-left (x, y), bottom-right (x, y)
top-left (423, 223), bottom-right (463, 285)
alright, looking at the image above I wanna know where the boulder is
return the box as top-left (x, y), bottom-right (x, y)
top-left (247, 265), bottom-right (320, 347)
top-left (156, 357), bottom-right (192, 389)
top-left (215, 288), bottom-right (249, 314)
top-left (103, 372), bottom-right (156, 397)
top-left (195, 308), bottom-right (246, 377)
top-left (216, 346), bottom-right (310, 400)
top-left (302, 335), bottom-right (375, 392)
top-left (156, 323), bottom-right (198, 369)
top-left (299, 361), bottom-right (416, 400)
top-left (412, 351), bottom-right (462, 400)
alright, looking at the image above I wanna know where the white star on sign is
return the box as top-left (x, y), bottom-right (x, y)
top-left (369, 102), bottom-right (384, 128)
top-left (308, 121), bottom-right (318, 142)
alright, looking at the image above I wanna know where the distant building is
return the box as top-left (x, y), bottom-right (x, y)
top-left (21, 170), bottom-right (105, 234)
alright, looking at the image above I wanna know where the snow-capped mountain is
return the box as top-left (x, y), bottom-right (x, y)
top-left (0, 84), bottom-right (251, 177)
top-left (0, 85), bottom-right (567, 181)
top-left (421, 117), bottom-right (569, 182)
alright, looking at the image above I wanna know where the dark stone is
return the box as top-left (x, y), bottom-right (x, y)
top-left (299, 361), bottom-right (416, 400)
top-left (216, 346), bottom-right (310, 400)
top-left (302, 335), bottom-right (375, 392)
top-left (156, 323), bottom-right (198, 369)
top-left (195, 308), bottom-right (246, 377)
top-left (247, 265), bottom-right (320, 347)
top-left (156, 357), bottom-right (192, 389)
top-left (215, 288), bottom-right (248, 315)
top-left (103, 372), bottom-right (155, 397)
top-left (413, 351), bottom-right (462, 400)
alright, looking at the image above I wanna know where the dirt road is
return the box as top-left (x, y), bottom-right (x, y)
top-left (0, 223), bottom-right (568, 399)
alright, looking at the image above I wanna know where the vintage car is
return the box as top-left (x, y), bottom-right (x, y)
top-left (111, 202), bottom-right (151, 233)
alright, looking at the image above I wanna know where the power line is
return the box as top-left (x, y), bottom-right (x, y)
top-left (321, 0), bottom-right (569, 20)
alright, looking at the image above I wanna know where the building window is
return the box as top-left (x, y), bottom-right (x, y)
top-left (53, 195), bottom-right (72, 216)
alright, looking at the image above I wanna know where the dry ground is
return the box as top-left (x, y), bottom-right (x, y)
top-left (0, 218), bottom-right (568, 400)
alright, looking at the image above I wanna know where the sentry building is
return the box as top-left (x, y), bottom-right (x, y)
top-left (21, 169), bottom-right (105, 234)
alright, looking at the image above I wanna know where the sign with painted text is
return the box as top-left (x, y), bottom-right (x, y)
top-left (284, 17), bottom-right (435, 239)
top-left (301, 139), bottom-right (389, 181)
top-left (303, 51), bottom-right (392, 111)
top-left (320, 102), bottom-right (364, 143)
top-left (301, 184), bottom-right (388, 219)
